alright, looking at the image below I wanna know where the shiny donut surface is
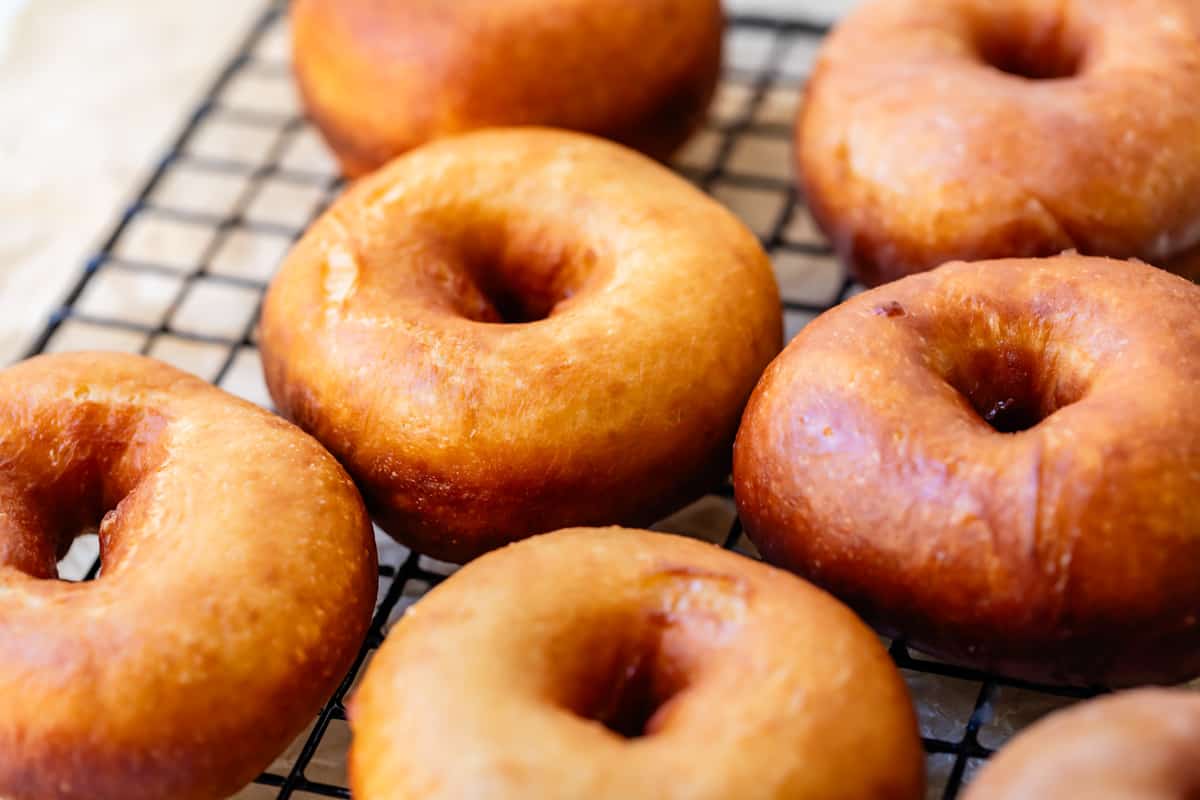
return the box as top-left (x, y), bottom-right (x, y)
top-left (350, 527), bottom-right (924, 800)
top-left (292, 0), bottom-right (724, 176)
top-left (261, 128), bottom-right (782, 563)
top-left (0, 352), bottom-right (377, 800)
top-left (734, 255), bottom-right (1200, 686)
top-left (964, 689), bottom-right (1200, 800)
top-left (797, 0), bottom-right (1200, 286)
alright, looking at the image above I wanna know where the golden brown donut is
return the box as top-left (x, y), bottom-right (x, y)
top-left (733, 255), bottom-right (1200, 686)
top-left (291, 0), bottom-right (723, 177)
top-left (260, 128), bottom-right (782, 563)
top-left (964, 689), bottom-right (1200, 800)
top-left (349, 527), bottom-right (924, 800)
top-left (0, 352), bottom-right (377, 800)
top-left (796, 0), bottom-right (1200, 287)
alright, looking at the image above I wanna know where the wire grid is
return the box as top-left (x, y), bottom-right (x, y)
top-left (30, 3), bottom-right (1119, 799)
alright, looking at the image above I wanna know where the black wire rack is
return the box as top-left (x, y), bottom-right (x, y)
top-left (31, 3), bottom-right (1117, 798)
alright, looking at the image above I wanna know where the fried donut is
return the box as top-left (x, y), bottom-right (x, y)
top-left (350, 527), bottom-right (924, 800)
top-left (797, 0), bottom-right (1200, 286)
top-left (733, 255), bottom-right (1200, 686)
top-left (261, 128), bottom-right (782, 563)
top-left (291, 0), bottom-right (723, 177)
top-left (964, 689), bottom-right (1200, 800)
top-left (0, 352), bottom-right (377, 800)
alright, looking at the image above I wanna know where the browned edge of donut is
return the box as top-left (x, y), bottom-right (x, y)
top-left (733, 255), bottom-right (1200, 687)
top-left (793, 0), bottom-right (1200, 287)
top-left (0, 351), bottom-right (379, 800)
top-left (291, 0), bottom-right (724, 178)
top-left (963, 689), bottom-right (1200, 800)
top-left (348, 527), bottom-right (925, 800)
top-left (259, 128), bottom-right (783, 564)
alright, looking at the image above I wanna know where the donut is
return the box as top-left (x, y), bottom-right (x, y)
top-left (349, 527), bottom-right (924, 799)
top-left (733, 254), bottom-right (1200, 686)
top-left (260, 128), bottom-right (782, 563)
top-left (964, 689), bottom-right (1200, 800)
top-left (796, 0), bottom-right (1200, 286)
top-left (291, 0), bottom-right (723, 177)
top-left (0, 352), bottom-right (377, 800)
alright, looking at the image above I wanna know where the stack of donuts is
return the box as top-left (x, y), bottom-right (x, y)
top-left (2, 0), bottom-right (1199, 797)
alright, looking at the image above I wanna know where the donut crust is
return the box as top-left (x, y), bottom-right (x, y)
top-left (964, 690), bottom-right (1200, 800)
top-left (0, 352), bottom-right (378, 800)
top-left (292, 0), bottom-right (724, 176)
top-left (350, 527), bottom-right (924, 800)
top-left (261, 129), bottom-right (782, 563)
top-left (797, 0), bottom-right (1200, 286)
top-left (734, 255), bottom-right (1200, 686)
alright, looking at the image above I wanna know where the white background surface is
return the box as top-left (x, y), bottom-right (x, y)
top-left (0, 0), bottom-right (259, 363)
top-left (0, 0), bottom-right (857, 364)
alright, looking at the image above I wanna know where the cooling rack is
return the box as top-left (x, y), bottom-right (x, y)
top-left (35, 3), bottom-right (1119, 798)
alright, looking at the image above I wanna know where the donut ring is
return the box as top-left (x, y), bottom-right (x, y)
top-left (261, 128), bottom-right (782, 563)
top-left (733, 255), bottom-right (1200, 686)
top-left (0, 353), bottom-right (377, 800)
top-left (797, 0), bottom-right (1200, 286)
top-left (292, 0), bottom-right (723, 177)
top-left (349, 527), bottom-right (924, 800)
top-left (964, 689), bottom-right (1200, 800)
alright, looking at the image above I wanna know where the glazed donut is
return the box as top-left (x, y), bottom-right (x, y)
top-left (261, 128), bottom-right (782, 563)
top-left (964, 689), bottom-right (1200, 800)
top-left (350, 527), bottom-right (924, 800)
top-left (0, 352), bottom-right (377, 800)
top-left (733, 254), bottom-right (1200, 686)
top-left (291, 0), bottom-right (723, 177)
top-left (796, 0), bottom-right (1200, 286)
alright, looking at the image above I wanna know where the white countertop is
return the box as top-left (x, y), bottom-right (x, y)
top-left (0, 0), bottom-right (259, 363)
top-left (0, 0), bottom-right (857, 365)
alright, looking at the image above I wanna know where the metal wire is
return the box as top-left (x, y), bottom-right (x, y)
top-left (30, 3), bottom-right (1105, 797)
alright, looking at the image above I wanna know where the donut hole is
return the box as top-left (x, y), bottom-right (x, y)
top-left (565, 624), bottom-right (689, 739)
top-left (52, 496), bottom-right (138, 581)
top-left (458, 225), bottom-right (605, 324)
top-left (467, 272), bottom-right (562, 324)
top-left (12, 475), bottom-right (133, 582)
top-left (974, 19), bottom-right (1086, 80)
top-left (39, 467), bottom-right (143, 582)
top-left (55, 533), bottom-right (101, 581)
top-left (944, 344), bottom-right (1082, 433)
top-left (2, 405), bottom-right (167, 580)
top-left (559, 569), bottom-right (747, 739)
